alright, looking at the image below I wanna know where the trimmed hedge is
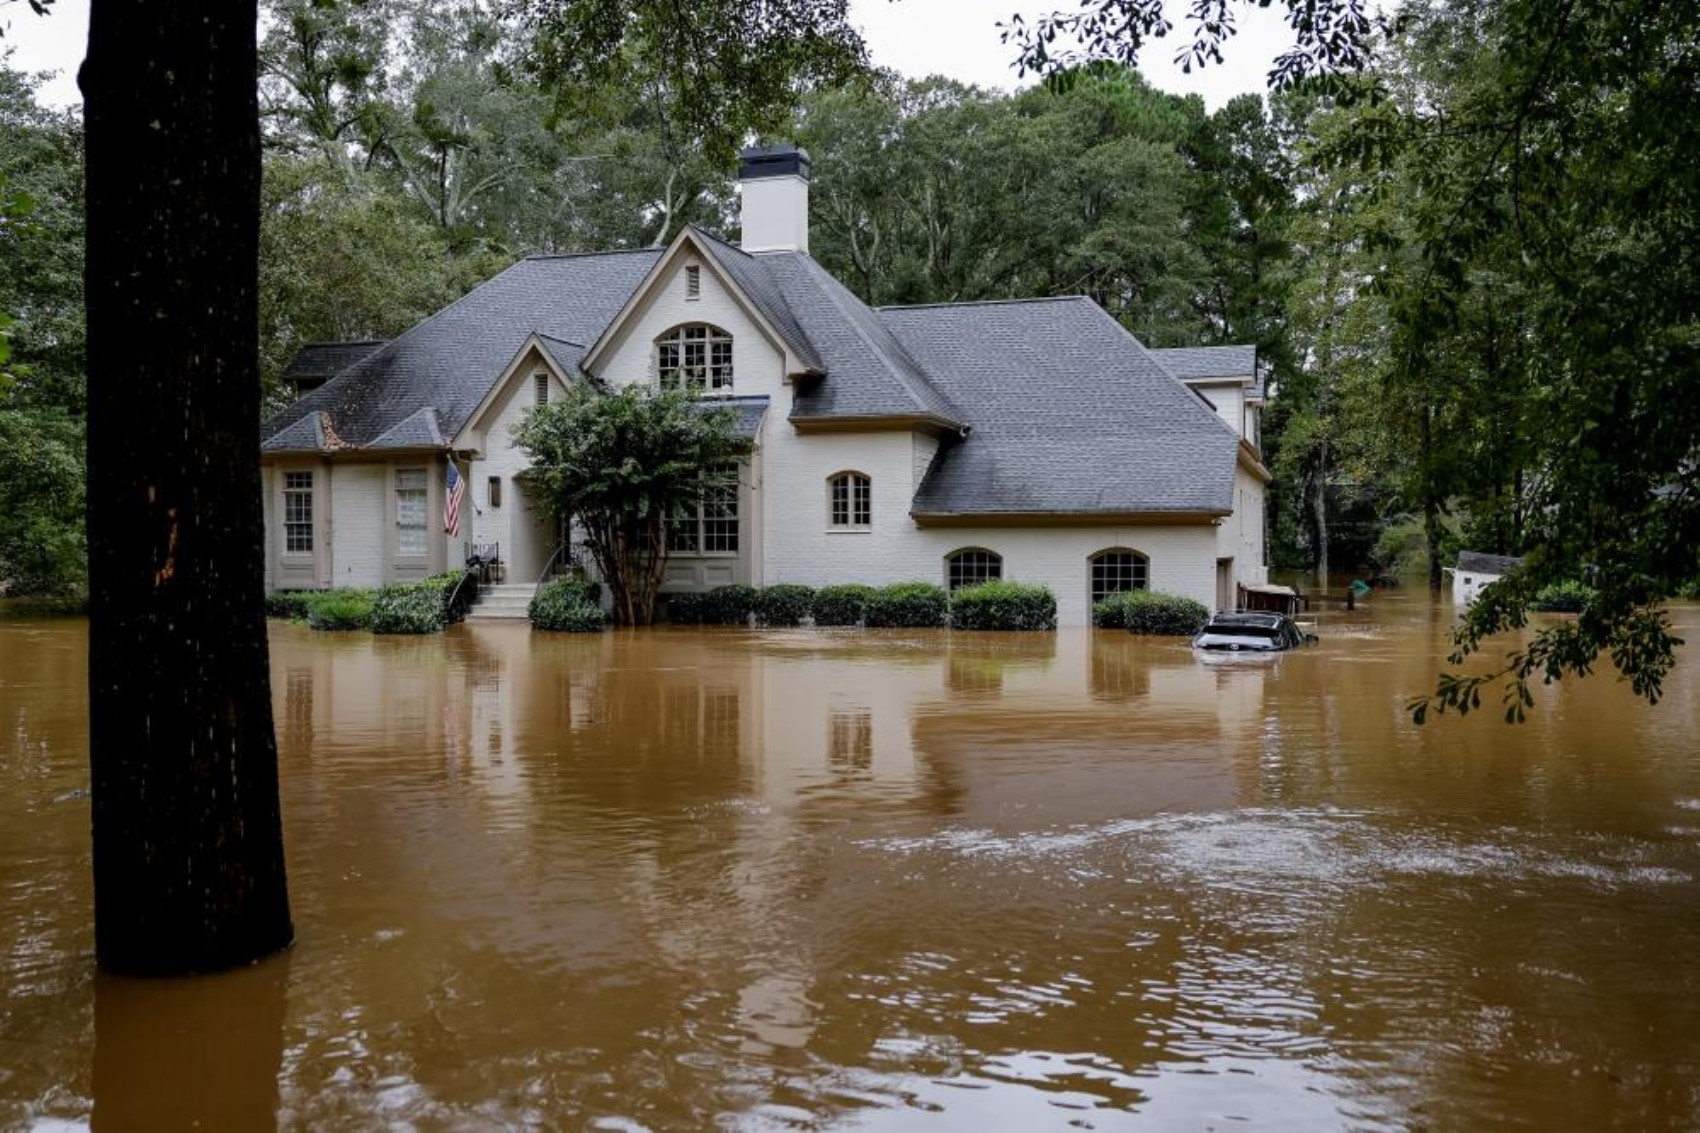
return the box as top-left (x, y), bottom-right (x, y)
top-left (305, 589), bottom-right (375, 631)
top-left (1530, 580), bottom-right (1593, 613)
top-left (530, 577), bottom-right (608, 632)
top-left (812, 583), bottom-right (876, 627)
top-left (757, 583), bottom-right (816, 626)
top-left (702, 584), bottom-right (761, 626)
top-left (949, 580), bottom-right (1057, 630)
top-left (1113, 589), bottom-right (1209, 636)
top-left (863, 581), bottom-right (949, 628)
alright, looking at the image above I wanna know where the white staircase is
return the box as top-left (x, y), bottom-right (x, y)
top-left (465, 583), bottom-right (534, 621)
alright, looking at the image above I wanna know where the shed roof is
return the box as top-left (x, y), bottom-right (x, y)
top-left (1456, 551), bottom-right (1523, 575)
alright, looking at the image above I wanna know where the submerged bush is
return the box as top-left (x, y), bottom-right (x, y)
top-left (949, 580), bottom-right (1057, 630)
top-left (1118, 590), bottom-right (1209, 636)
top-left (702, 584), bottom-right (760, 626)
top-left (666, 592), bottom-right (705, 624)
top-left (1529, 580), bottom-right (1594, 613)
top-left (265, 591), bottom-right (314, 620)
top-left (863, 581), bottom-right (948, 628)
top-left (757, 583), bottom-right (816, 627)
top-left (305, 589), bottom-right (375, 631)
top-left (530, 577), bottom-right (608, 632)
top-left (370, 583), bottom-right (447, 634)
top-left (812, 583), bottom-right (875, 627)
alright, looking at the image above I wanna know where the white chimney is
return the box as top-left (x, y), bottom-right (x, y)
top-left (738, 144), bottom-right (810, 255)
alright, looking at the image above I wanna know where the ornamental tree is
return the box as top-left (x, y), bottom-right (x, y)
top-left (514, 384), bottom-right (745, 626)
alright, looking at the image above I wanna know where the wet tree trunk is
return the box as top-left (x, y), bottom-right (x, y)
top-left (1421, 407), bottom-right (1444, 593)
top-left (82, 0), bottom-right (293, 974)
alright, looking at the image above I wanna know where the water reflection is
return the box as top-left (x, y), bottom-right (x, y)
top-left (92, 957), bottom-right (289, 1132)
top-left (2, 602), bottom-right (1700, 1129)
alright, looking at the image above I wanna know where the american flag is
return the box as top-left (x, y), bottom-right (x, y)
top-left (444, 461), bottom-right (464, 536)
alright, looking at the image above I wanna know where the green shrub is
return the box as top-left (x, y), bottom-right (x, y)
top-left (757, 583), bottom-right (816, 627)
top-left (304, 589), bottom-right (374, 631)
top-left (702, 584), bottom-right (761, 626)
top-left (666, 592), bottom-right (705, 624)
top-left (813, 583), bottom-right (875, 627)
top-left (1529, 580), bottom-right (1594, 613)
top-left (949, 580), bottom-right (1057, 630)
top-left (370, 584), bottom-right (447, 634)
top-left (863, 581), bottom-right (949, 628)
top-left (1118, 589), bottom-right (1209, 636)
top-left (265, 591), bottom-right (314, 620)
top-left (530, 577), bottom-right (608, 631)
top-left (1092, 590), bottom-right (1133, 629)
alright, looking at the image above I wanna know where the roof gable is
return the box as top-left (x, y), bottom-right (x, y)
top-left (578, 227), bottom-right (822, 380)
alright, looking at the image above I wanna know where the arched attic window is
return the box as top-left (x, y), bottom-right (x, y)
top-left (946, 548), bottom-right (1002, 591)
top-left (656, 323), bottom-right (733, 392)
top-left (1089, 548), bottom-right (1149, 605)
top-left (828, 471), bottom-right (871, 528)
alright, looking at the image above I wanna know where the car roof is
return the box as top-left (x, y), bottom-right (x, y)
top-left (1203, 612), bottom-right (1288, 627)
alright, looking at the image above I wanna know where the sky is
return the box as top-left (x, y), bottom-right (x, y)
top-left (2, 0), bottom-right (1291, 111)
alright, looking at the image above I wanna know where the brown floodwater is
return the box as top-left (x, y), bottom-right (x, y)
top-left (3, 596), bottom-right (1700, 1130)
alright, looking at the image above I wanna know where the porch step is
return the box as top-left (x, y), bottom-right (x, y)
top-left (465, 583), bottom-right (537, 621)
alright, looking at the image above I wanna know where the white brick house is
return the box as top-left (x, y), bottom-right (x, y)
top-left (261, 145), bottom-right (1270, 626)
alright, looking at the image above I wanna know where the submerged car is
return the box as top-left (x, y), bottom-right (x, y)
top-left (1191, 612), bottom-right (1317, 653)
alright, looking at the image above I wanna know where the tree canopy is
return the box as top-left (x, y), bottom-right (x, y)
top-left (514, 385), bottom-right (745, 626)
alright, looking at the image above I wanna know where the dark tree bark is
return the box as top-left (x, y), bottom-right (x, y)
top-left (82, 0), bottom-right (293, 974)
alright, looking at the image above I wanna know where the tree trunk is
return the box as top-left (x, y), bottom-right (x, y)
top-left (1421, 407), bottom-right (1444, 592)
top-left (82, 0), bottom-right (293, 974)
top-left (1312, 441), bottom-right (1330, 589)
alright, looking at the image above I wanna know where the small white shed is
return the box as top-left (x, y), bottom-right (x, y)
top-left (1451, 551), bottom-right (1523, 606)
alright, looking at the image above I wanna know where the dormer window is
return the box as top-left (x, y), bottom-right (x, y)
top-left (657, 324), bottom-right (733, 392)
top-left (685, 264), bottom-right (701, 300)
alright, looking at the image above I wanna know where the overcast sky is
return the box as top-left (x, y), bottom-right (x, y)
top-left (3, 0), bottom-right (1290, 111)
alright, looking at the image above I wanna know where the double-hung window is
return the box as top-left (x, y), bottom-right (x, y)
top-left (396, 468), bottom-right (428, 557)
top-left (669, 464), bottom-right (740, 554)
top-left (283, 471), bottom-right (313, 554)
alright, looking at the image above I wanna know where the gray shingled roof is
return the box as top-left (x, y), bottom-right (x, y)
top-left (263, 250), bottom-right (660, 452)
top-left (691, 228), bottom-right (825, 373)
top-left (879, 297), bottom-right (1241, 516)
top-left (280, 339), bottom-right (388, 385)
top-left (1150, 345), bottom-right (1256, 380)
top-left (1456, 551), bottom-right (1523, 575)
top-left (535, 333), bottom-right (586, 376)
top-left (701, 395), bottom-right (770, 439)
top-left (761, 254), bottom-right (962, 426)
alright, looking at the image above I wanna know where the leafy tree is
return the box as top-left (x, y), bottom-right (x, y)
top-left (258, 155), bottom-right (509, 396)
top-left (0, 406), bottom-right (83, 594)
top-left (1012, 0), bottom-right (1700, 714)
top-left (514, 385), bottom-right (744, 626)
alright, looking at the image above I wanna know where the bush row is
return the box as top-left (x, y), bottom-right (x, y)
top-left (1529, 580), bottom-right (1593, 613)
top-left (665, 580), bottom-right (1059, 630)
top-left (529, 577), bottom-right (607, 632)
top-left (270, 568), bottom-right (479, 634)
top-left (1091, 589), bottom-right (1210, 635)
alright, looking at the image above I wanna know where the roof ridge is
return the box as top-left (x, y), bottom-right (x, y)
top-left (877, 295), bottom-right (1095, 313)
top-left (520, 246), bottom-right (665, 262)
top-left (534, 330), bottom-right (586, 347)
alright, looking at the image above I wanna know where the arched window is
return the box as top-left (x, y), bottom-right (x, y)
top-left (828, 471), bottom-right (871, 527)
top-left (1089, 548), bottom-right (1149, 604)
top-left (656, 323), bottom-right (733, 391)
top-left (946, 548), bottom-right (1002, 591)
